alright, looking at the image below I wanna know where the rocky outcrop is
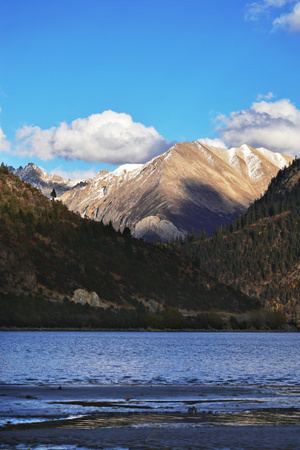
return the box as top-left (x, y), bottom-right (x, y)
top-left (72, 289), bottom-right (102, 307)
top-left (133, 216), bottom-right (183, 241)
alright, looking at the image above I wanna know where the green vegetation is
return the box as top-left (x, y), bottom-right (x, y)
top-left (0, 163), bottom-right (260, 329)
top-left (0, 293), bottom-right (286, 330)
top-left (50, 188), bottom-right (57, 201)
top-left (170, 158), bottom-right (300, 321)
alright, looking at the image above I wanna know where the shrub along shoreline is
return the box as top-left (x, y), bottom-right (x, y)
top-left (1, 293), bottom-right (297, 332)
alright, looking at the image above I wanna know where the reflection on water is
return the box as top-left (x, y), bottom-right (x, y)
top-left (59, 409), bottom-right (300, 428)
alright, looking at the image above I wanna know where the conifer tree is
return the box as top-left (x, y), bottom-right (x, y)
top-left (50, 188), bottom-right (57, 201)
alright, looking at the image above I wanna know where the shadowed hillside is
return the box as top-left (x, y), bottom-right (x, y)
top-left (170, 158), bottom-right (300, 321)
top-left (0, 163), bottom-right (260, 328)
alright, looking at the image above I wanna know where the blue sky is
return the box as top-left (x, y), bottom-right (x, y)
top-left (0, 0), bottom-right (299, 179)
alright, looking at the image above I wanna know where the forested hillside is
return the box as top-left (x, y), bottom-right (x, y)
top-left (170, 158), bottom-right (300, 321)
top-left (0, 163), bottom-right (260, 328)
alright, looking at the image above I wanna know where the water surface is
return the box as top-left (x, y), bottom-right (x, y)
top-left (1, 331), bottom-right (299, 449)
top-left (0, 331), bottom-right (299, 386)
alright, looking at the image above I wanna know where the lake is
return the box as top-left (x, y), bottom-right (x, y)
top-left (0, 331), bottom-right (299, 386)
top-left (0, 331), bottom-right (300, 385)
top-left (0, 331), bottom-right (299, 449)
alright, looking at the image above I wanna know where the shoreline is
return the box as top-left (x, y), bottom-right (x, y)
top-left (0, 324), bottom-right (299, 332)
top-left (1, 384), bottom-right (299, 449)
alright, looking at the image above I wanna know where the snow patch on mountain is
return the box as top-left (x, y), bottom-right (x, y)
top-left (111, 163), bottom-right (143, 177)
top-left (256, 147), bottom-right (289, 169)
top-left (245, 153), bottom-right (262, 181)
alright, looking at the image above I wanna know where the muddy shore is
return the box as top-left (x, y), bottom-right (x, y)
top-left (2, 424), bottom-right (300, 449)
top-left (1, 384), bottom-right (299, 449)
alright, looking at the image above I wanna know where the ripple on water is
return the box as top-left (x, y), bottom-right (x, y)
top-left (0, 331), bottom-right (299, 387)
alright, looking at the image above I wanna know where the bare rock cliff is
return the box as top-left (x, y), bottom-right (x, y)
top-left (72, 289), bottom-right (103, 308)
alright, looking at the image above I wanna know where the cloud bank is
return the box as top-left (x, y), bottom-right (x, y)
top-left (218, 98), bottom-right (300, 156)
top-left (15, 111), bottom-right (171, 164)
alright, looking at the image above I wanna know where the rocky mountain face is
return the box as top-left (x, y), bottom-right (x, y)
top-left (11, 163), bottom-right (78, 198)
top-left (60, 142), bottom-right (293, 240)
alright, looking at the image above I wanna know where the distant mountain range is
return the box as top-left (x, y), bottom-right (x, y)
top-left (11, 142), bottom-right (293, 241)
top-left (10, 163), bottom-right (78, 197)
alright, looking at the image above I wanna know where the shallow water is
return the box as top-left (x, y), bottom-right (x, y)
top-left (1, 331), bottom-right (299, 450)
top-left (0, 331), bottom-right (299, 386)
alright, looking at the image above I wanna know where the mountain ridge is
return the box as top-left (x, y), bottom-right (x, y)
top-left (11, 163), bottom-right (79, 197)
top-left (10, 143), bottom-right (293, 241)
top-left (59, 141), bottom-right (292, 240)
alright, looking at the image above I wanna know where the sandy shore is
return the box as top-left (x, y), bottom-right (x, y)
top-left (1, 384), bottom-right (299, 449)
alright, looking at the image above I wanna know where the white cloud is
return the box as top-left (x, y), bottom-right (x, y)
top-left (257, 91), bottom-right (274, 101)
top-left (0, 125), bottom-right (10, 153)
top-left (50, 167), bottom-right (97, 181)
top-left (0, 105), bottom-right (10, 152)
top-left (245, 0), bottom-right (292, 21)
top-left (245, 0), bottom-right (300, 32)
top-left (197, 138), bottom-right (227, 149)
top-left (273, 2), bottom-right (300, 31)
top-left (218, 98), bottom-right (300, 156)
top-left (15, 110), bottom-right (171, 164)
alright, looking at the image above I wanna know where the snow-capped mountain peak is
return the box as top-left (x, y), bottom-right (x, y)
top-left (11, 163), bottom-right (78, 198)
top-left (59, 141), bottom-right (293, 240)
